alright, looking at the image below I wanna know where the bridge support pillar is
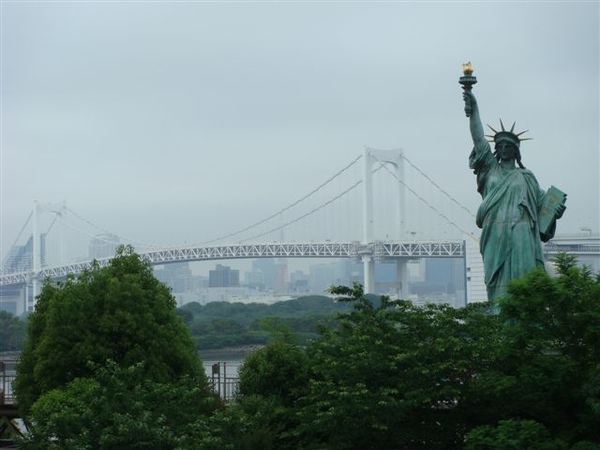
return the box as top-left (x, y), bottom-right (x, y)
top-left (362, 256), bottom-right (375, 294)
top-left (396, 259), bottom-right (409, 299)
top-left (32, 201), bottom-right (40, 303)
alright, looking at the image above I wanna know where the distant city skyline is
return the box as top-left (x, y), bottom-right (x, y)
top-left (151, 256), bottom-right (468, 307)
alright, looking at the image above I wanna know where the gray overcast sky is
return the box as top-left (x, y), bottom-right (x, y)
top-left (1, 1), bottom-right (599, 263)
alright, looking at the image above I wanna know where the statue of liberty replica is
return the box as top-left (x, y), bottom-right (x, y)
top-left (460, 63), bottom-right (566, 301)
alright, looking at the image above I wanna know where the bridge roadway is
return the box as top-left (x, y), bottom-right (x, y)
top-left (0, 240), bottom-right (466, 286)
top-left (543, 241), bottom-right (600, 257)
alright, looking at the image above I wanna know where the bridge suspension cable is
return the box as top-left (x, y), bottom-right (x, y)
top-left (239, 163), bottom-right (389, 242)
top-left (197, 154), bottom-right (364, 245)
top-left (240, 179), bottom-right (363, 242)
top-left (8, 211), bottom-right (32, 246)
top-left (43, 209), bottom-right (62, 235)
top-left (61, 206), bottom-right (166, 250)
top-left (402, 155), bottom-right (476, 220)
top-left (1, 211), bottom-right (33, 271)
top-left (370, 153), bottom-right (479, 243)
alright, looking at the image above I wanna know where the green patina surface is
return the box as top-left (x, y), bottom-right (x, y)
top-left (461, 67), bottom-right (566, 301)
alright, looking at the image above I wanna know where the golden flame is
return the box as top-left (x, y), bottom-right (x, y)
top-left (462, 61), bottom-right (474, 76)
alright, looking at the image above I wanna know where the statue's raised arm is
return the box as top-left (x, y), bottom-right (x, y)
top-left (459, 63), bottom-right (490, 158)
top-left (463, 89), bottom-right (488, 152)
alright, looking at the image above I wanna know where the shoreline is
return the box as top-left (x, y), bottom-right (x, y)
top-left (199, 345), bottom-right (261, 362)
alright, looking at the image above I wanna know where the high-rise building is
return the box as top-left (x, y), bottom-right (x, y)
top-left (244, 268), bottom-right (265, 289)
top-left (0, 287), bottom-right (23, 315)
top-left (289, 270), bottom-right (309, 293)
top-left (209, 264), bottom-right (239, 287)
top-left (410, 258), bottom-right (466, 306)
top-left (275, 259), bottom-right (289, 292)
top-left (251, 259), bottom-right (277, 288)
top-left (154, 262), bottom-right (193, 293)
top-left (1, 237), bottom-right (33, 274)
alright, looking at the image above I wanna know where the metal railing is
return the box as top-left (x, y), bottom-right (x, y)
top-left (0, 361), bottom-right (16, 404)
top-left (209, 362), bottom-right (239, 401)
top-left (0, 360), bottom-right (241, 404)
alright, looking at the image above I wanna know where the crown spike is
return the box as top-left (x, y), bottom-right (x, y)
top-left (486, 121), bottom-right (533, 145)
top-left (487, 124), bottom-right (499, 134)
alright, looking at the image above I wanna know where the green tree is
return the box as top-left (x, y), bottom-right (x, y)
top-left (489, 254), bottom-right (600, 445)
top-left (21, 361), bottom-right (217, 450)
top-left (238, 321), bottom-right (309, 407)
top-left (219, 257), bottom-right (598, 449)
top-left (464, 419), bottom-right (568, 450)
top-left (295, 283), bottom-right (498, 450)
top-left (0, 310), bottom-right (27, 351)
top-left (230, 320), bottom-right (309, 449)
top-left (15, 245), bottom-right (207, 415)
top-left (179, 295), bottom-right (350, 351)
top-left (175, 394), bottom-right (290, 450)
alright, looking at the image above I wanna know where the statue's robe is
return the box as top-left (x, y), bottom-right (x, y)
top-left (469, 144), bottom-right (556, 301)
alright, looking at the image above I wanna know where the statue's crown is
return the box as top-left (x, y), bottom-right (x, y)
top-left (486, 119), bottom-right (531, 147)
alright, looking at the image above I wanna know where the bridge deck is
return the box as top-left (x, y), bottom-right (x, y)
top-left (1, 240), bottom-right (467, 286)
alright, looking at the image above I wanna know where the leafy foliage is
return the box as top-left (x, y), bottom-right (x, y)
top-left (464, 419), bottom-right (568, 450)
top-left (238, 327), bottom-right (309, 407)
top-left (0, 310), bottom-right (27, 351)
top-left (294, 283), bottom-right (498, 449)
top-left (491, 254), bottom-right (600, 444)
top-left (179, 295), bottom-right (350, 349)
top-left (13, 251), bottom-right (599, 449)
top-left (232, 259), bottom-right (599, 449)
top-left (15, 245), bottom-right (206, 415)
top-left (176, 394), bottom-right (293, 450)
top-left (21, 361), bottom-right (217, 450)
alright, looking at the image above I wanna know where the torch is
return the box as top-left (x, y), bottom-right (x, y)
top-left (459, 62), bottom-right (477, 117)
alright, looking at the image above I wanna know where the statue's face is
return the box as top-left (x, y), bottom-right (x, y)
top-left (495, 142), bottom-right (517, 161)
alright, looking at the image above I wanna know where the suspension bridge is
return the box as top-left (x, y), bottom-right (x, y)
top-left (6, 147), bottom-right (593, 313)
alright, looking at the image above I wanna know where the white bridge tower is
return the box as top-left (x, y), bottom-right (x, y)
top-left (362, 147), bottom-right (408, 297)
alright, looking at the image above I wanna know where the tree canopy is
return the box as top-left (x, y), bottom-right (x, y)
top-left (21, 361), bottom-right (217, 450)
top-left (294, 283), bottom-right (499, 449)
top-left (14, 245), bottom-right (207, 415)
top-left (13, 251), bottom-right (600, 449)
top-left (231, 256), bottom-right (600, 449)
top-left (179, 295), bottom-right (350, 350)
top-left (0, 310), bottom-right (26, 352)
